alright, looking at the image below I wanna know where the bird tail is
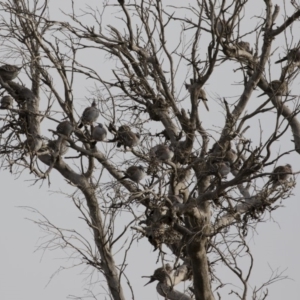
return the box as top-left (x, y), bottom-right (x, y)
top-left (203, 100), bottom-right (209, 111)
top-left (275, 57), bottom-right (287, 64)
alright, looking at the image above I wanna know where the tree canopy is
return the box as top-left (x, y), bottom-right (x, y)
top-left (0, 1), bottom-right (299, 299)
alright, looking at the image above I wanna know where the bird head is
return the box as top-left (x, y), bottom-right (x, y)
top-left (143, 276), bottom-right (156, 286)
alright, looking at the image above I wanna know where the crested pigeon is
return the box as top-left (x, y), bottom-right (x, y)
top-left (56, 120), bottom-right (74, 137)
top-left (25, 136), bottom-right (43, 154)
top-left (258, 80), bottom-right (288, 97)
top-left (144, 264), bottom-right (172, 286)
top-left (117, 125), bottom-right (140, 149)
top-left (0, 95), bottom-right (13, 109)
top-left (270, 164), bottom-right (292, 183)
top-left (150, 144), bottom-right (174, 162)
top-left (120, 165), bottom-right (146, 184)
top-left (78, 100), bottom-right (100, 128)
top-left (0, 64), bottom-right (21, 81)
top-left (237, 41), bottom-right (251, 53)
top-left (48, 139), bottom-right (69, 156)
top-left (275, 48), bottom-right (300, 65)
top-left (92, 123), bottom-right (107, 142)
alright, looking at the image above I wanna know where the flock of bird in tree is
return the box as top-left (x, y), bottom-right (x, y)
top-left (0, 46), bottom-right (299, 185)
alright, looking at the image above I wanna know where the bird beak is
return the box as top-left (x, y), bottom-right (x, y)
top-left (142, 276), bottom-right (155, 286)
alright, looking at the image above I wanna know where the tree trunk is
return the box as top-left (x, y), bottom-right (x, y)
top-left (188, 237), bottom-right (215, 300)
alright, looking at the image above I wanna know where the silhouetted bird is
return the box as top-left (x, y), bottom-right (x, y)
top-left (56, 120), bottom-right (74, 137)
top-left (143, 264), bottom-right (172, 286)
top-left (150, 144), bottom-right (174, 161)
top-left (92, 123), bottom-right (107, 142)
top-left (120, 165), bottom-right (146, 184)
top-left (78, 100), bottom-right (99, 128)
top-left (0, 64), bottom-right (21, 81)
top-left (0, 95), bottom-right (13, 109)
top-left (270, 164), bottom-right (292, 183)
top-left (258, 80), bottom-right (288, 97)
top-left (275, 48), bottom-right (300, 65)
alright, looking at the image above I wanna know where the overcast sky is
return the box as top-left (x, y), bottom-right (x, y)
top-left (0, 1), bottom-right (299, 299)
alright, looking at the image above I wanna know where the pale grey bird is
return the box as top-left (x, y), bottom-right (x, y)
top-left (120, 165), bottom-right (146, 184)
top-left (117, 125), bottom-right (140, 149)
top-left (48, 139), bottom-right (69, 156)
top-left (150, 144), bottom-right (174, 161)
top-left (0, 95), bottom-right (13, 109)
top-left (212, 161), bottom-right (231, 178)
top-left (270, 164), bottom-right (292, 183)
top-left (258, 80), bottom-right (288, 97)
top-left (0, 64), bottom-right (22, 81)
top-left (185, 79), bottom-right (209, 111)
top-left (78, 100), bottom-right (100, 128)
top-left (275, 48), bottom-right (300, 65)
top-left (92, 123), bottom-right (107, 142)
top-left (56, 120), bottom-right (74, 137)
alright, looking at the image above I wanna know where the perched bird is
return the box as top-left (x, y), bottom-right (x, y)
top-left (212, 161), bottom-right (231, 178)
top-left (150, 144), bottom-right (174, 162)
top-left (0, 64), bottom-right (22, 81)
top-left (143, 264), bottom-right (172, 286)
top-left (25, 136), bottom-right (43, 154)
top-left (48, 139), bottom-right (69, 156)
top-left (56, 120), bottom-right (74, 137)
top-left (216, 19), bottom-right (231, 39)
top-left (117, 125), bottom-right (140, 149)
top-left (92, 123), bottom-right (107, 142)
top-left (120, 165), bottom-right (146, 184)
top-left (270, 164), bottom-right (292, 183)
top-left (0, 95), bottom-right (13, 109)
top-left (78, 100), bottom-right (100, 128)
top-left (5, 83), bottom-right (36, 103)
top-left (185, 79), bottom-right (209, 111)
top-left (258, 80), bottom-right (288, 97)
top-left (237, 41), bottom-right (251, 53)
top-left (275, 48), bottom-right (300, 65)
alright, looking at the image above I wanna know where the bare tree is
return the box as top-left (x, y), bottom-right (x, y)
top-left (0, 0), bottom-right (299, 299)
